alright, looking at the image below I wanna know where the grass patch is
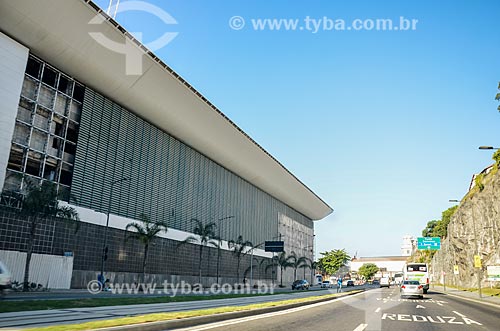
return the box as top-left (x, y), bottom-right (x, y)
top-left (435, 284), bottom-right (500, 297)
top-left (0, 292), bottom-right (283, 313)
top-left (24, 291), bottom-right (361, 331)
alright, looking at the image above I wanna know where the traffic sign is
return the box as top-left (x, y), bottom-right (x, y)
top-left (417, 237), bottom-right (441, 250)
top-left (265, 241), bottom-right (284, 252)
top-left (474, 255), bottom-right (482, 268)
top-left (453, 265), bottom-right (459, 275)
top-left (487, 265), bottom-right (500, 281)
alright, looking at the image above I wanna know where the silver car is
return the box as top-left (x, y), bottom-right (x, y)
top-left (400, 280), bottom-right (423, 299)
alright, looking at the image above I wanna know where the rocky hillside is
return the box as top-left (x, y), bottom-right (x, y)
top-left (431, 167), bottom-right (500, 288)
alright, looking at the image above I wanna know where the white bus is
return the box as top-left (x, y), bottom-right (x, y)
top-left (403, 263), bottom-right (429, 293)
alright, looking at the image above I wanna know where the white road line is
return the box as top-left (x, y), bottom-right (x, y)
top-left (375, 307), bottom-right (381, 313)
top-left (453, 311), bottom-right (467, 318)
top-left (353, 324), bottom-right (368, 331)
top-left (177, 291), bottom-right (368, 331)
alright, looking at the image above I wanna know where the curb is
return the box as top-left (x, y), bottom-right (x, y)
top-left (94, 290), bottom-right (365, 331)
top-left (433, 289), bottom-right (500, 309)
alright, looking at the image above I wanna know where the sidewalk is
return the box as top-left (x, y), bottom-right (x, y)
top-left (431, 284), bottom-right (500, 306)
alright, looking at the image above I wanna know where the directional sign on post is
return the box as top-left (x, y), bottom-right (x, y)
top-left (417, 237), bottom-right (441, 250)
top-left (265, 241), bottom-right (284, 252)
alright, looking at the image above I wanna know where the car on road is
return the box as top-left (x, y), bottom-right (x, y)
top-left (346, 280), bottom-right (354, 287)
top-left (0, 261), bottom-right (12, 297)
top-left (380, 277), bottom-right (390, 288)
top-left (291, 279), bottom-right (310, 290)
top-left (400, 280), bottom-right (423, 299)
top-left (372, 279), bottom-right (380, 285)
top-left (321, 280), bottom-right (332, 288)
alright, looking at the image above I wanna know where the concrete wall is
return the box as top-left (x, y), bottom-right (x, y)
top-left (0, 33), bottom-right (29, 191)
top-left (0, 250), bottom-right (73, 289)
top-left (0, 209), bottom-right (275, 288)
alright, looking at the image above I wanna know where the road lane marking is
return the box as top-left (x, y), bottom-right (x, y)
top-left (375, 307), bottom-right (381, 313)
top-left (177, 291), bottom-right (368, 331)
top-left (353, 324), bottom-right (368, 331)
top-left (452, 311), bottom-right (466, 318)
top-left (416, 305), bottom-right (425, 309)
top-left (381, 312), bottom-right (483, 325)
top-left (452, 311), bottom-right (482, 325)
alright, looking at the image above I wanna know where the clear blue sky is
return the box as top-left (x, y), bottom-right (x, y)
top-left (94, 0), bottom-right (500, 257)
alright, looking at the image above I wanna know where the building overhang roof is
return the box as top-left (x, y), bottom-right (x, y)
top-left (0, 0), bottom-right (333, 220)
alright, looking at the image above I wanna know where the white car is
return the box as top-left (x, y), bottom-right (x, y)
top-left (400, 280), bottom-right (424, 299)
top-left (321, 280), bottom-right (332, 288)
top-left (380, 277), bottom-right (390, 288)
top-left (0, 261), bottom-right (12, 296)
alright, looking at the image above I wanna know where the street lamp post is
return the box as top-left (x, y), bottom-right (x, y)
top-left (99, 177), bottom-right (130, 287)
top-left (216, 216), bottom-right (234, 285)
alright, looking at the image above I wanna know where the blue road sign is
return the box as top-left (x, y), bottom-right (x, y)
top-left (417, 237), bottom-right (441, 250)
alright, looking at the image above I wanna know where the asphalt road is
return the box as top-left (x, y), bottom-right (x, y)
top-left (175, 287), bottom-right (500, 331)
top-left (0, 286), bottom-right (362, 329)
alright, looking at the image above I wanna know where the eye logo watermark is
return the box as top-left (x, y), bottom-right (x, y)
top-left (88, 1), bottom-right (178, 75)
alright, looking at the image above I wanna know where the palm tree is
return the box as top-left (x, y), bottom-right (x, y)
top-left (125, 213), bottom-right (168, 283)
top-left (20, 180), bottom-right (79, 291)
top-left (289, 251), bottom-right (307, 280)
top-left (228, 235), bottom-right (253, 283)
top-left (299, 257), bottom-right (311, 280)
top-left (266, 251), bottom-right (292, 287)
top-left (178, 218), bottom-right (217, 284)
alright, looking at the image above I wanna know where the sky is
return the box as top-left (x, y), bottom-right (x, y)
top-left (93, 0), bottom-right (500, 258)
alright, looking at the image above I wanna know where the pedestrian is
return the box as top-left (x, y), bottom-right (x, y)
top-left (337, 277), bottom-right (342, 293)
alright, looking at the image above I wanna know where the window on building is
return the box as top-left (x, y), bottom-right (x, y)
top-left (2, 54), bottom-right (84, 199)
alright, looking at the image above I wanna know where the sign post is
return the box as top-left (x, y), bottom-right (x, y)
top-left (417, 237), bottom-right (441, 250)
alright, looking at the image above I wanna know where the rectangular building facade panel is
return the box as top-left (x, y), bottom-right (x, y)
top-left (71, 87), bottom-right (313, 245)
top-left (0, 33), bottom-right (29, 193)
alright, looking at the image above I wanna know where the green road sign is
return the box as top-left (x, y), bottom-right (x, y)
top-left (417, 237), bottom-right (441, 250)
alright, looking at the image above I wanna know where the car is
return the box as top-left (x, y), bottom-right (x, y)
top-left (380, 277), bottom-right (390, 288)
top-left (346, 280), bottom-right (354, 287)
top-left (400, 280), bottom-right (424, 299)
top-left (291, 279), bottom-right (309, 290)
top-left (372, 279), bottom-right (380, 285)
top-left (0, 261), bottom-right (12, 297)
top-left (321, 280), bottom-right (331, 288)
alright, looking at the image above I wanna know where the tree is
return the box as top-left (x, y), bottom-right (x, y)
top-left (20, 180), bottom-right (79, 291)
top-left (288, 251), bottom-right (307, 280)
top-left (493, 149), bottom-right (500, 168)
top-left (317, 249), bottom-right (351, 276)
top-left (496, 81), bottom-right (500, 112)
top-left (228, 235), bottom-right (253, 283)
top-left (298, 257), bottom-right (312, 280)
top-left (421, 206), bottom-right (458, 238)
top-left (266, 251), bottom-right (292, 287)
top-left (178, 218), bottom-right (217, 284)
top-left (125, 213), bottom-right (168, 283)
top-left (422, 220), bottom-right (439, 237)
top-left (358, 263), bottom-right (379, 280)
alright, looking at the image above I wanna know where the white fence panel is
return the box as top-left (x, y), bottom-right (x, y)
top-left (0, 250), bottom-right (73, 289)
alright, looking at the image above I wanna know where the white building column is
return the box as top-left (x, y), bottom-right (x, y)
top-left (0, 33), bottom-right (28, 190)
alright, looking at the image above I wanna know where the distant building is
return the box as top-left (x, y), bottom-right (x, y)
top-left (350, 256), bottom-right (408, 279)
top-left (469, 164), bottom-right (495, 191)
top-left (401, 235), bottom-right (416, 256)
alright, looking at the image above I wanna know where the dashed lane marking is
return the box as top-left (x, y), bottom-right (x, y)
top-left (375, 307), bottom-right (381, 313)
top-left (353, 323), bottom-right (368, 331)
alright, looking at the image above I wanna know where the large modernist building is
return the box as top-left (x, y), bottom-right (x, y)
top-left (0, 0), bottom-right (332, 287)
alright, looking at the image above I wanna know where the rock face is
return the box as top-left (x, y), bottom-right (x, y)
top-left (431, 168), bottom-right (500, 288)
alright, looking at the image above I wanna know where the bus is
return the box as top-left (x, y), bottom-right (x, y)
top-left (403, 263), bottom-right (429, 293)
